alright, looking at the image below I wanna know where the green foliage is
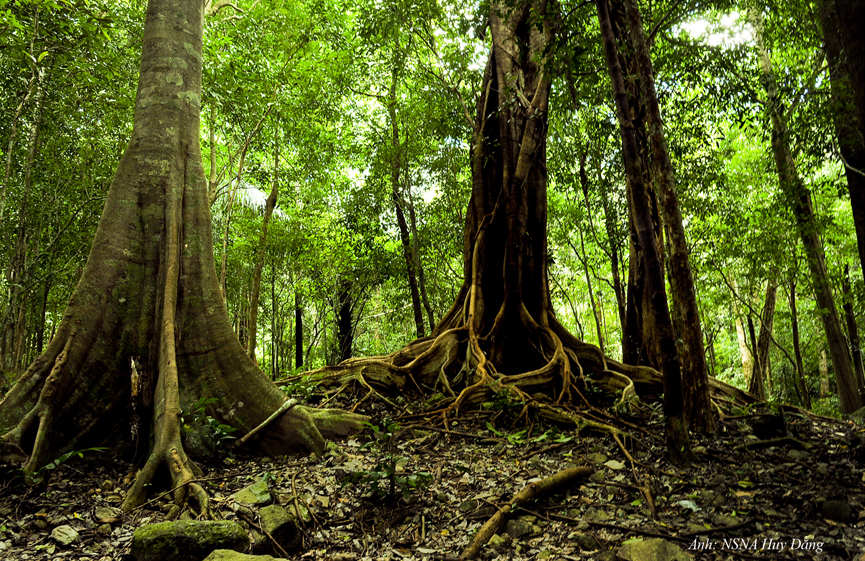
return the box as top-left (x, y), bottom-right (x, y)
top-left (181, 397), bottom-right (238, 451)
top-left (25, 447), bottom-right (107, 484)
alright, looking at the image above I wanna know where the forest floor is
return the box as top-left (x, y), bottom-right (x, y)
top-left (0, 391), bottom-right (864, 561)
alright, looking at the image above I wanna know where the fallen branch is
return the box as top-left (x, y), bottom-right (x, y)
top-left (460, 466), bottom-right (592, 560)
top-left (234, 399), bottom-right (298, 448)
top-left (734, 436), bottom-right (810, 451)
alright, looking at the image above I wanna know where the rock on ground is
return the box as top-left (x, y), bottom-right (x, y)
top-left (204, 550), bottom-right (288, 561)
top-left (131, 520), bottom-right (248, 561)
top-left (617, 537), bottom-right (693, 561)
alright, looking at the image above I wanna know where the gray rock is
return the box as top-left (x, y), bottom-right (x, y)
top-left (589, 471), bottom-right (606, 484)
top-left (51, 525), bottom-right (79, 546)
top-left (95, 506), bottom-right (123, 524)
top-left (712, 514), bottom-right (739, 527)
top-left (586, 453), bottom-right (608, 464)
top-left (787, 449), bottom-right (809, 461)
top-left (617, 538), bottom-right (693, 561)
top-left (596, 552), bottom-right (618, 561)
top-left (488, 534), bottom-right (507, 549)
top-left (131, 520), bottom-right (248, 561)
top-left (505, 518), bottom-right (533, 539)
top-left (821, 500), bottom-right (854, 524)
top-left (204, 551), bottom-right (287, 561)
top-left (235, 480), bottom-right (272, 506)
top-left (575, 533), bottom-right (600, 551)
top-left (252, 505), bottom-right (300, 554)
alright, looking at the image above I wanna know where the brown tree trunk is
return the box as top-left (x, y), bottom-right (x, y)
top-left (407, 187), bottom-right (435, 331)
top-left (789, 280), bottom-right (811, 408)
top-left (0, 0), bottom-right (363, 507)
top-left (748, 281), bottom-right (777, 399)
top-left (619, 0), bottom-right (713, 431)
top-left (337, 282), bottom-right (353, 363)
top-left (820, 0), bottom-right (865, 285)
top-left (609, 0), bottom-right (663, 372)
top-left (387, 60), bottom-right (426, 340)
top-left (597, 0), bottom-right (693, 463)
top-left (842, 265), bottom-right (865, 393)
top-left (750, 8), bottom-right (863, 413)
top-left (295, 292), bottom-right (303, 370)
top-left (247, 146), bottom-right (279, 362)
top-left (820, 348), bottom-right (831, 398)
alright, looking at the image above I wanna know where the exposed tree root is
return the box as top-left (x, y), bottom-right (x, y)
top-left (460, 466), bottom-right (593, 560)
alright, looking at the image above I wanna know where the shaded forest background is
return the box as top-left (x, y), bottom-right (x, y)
top-left (0, 0), bottom-right (860, 417)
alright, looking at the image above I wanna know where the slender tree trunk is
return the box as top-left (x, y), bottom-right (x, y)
top-left (337, 281), bottom-right (353, 363)
top-left (295, 292), bottom-right (303, 370)
top-left (247, 145), bottom-right (279, 361)
top-left (597, 0), bottom-right (693, 463)
top-left (789, 280), bottom-right (811, 408)
top-left (407, 187), bottom-right (435, 331)
top-left (820, 0), bottom-right (865, 285)
top-left (750, 8), bottom-right (863, 413)
top-left (598, 166), bottom-right (627, 340)
top-left (388, 77), bottom-right (425, 339)
top-left (749, 280), bottom-right (777, 399)
top-left (619, 0), bottom-right (713, 431)
top-left (842, 265), bottom-right (865, 393)
top-left (820, 348), bottom-right (831, 398)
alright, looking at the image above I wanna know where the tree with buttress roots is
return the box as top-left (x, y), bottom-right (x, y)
top-left (312, 0), bottom-right (736, 461)
top-left (0, 0), bottom-right (365, 514)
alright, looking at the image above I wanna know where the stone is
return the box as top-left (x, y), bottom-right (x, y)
top-left (235, 479), bottom-right (272, 506)
top-left (575, 533), bottom-right (600, 551)
top-left (821, 500), bottom-right (854, 524)
top-left (584, 507), bottom-right (611, 522)
top-left (131, 520), bottom-right (248, 561)
top-left (586, 453), bottom-right (607, 464)
top-left (712, 514), bottom-right (739, 527)
top-left (204, 551), bottom-right (287, 561)
top-left (617, 538), bottom-right (693, 561)
top-left (459, 500), bottom-right (478, 512)
top-left (596, 552), bottom-right (618, 561)
top-left (787, 449), bottom-right (809, 461)
top-left (97, 524), bottom-right (113, 535)
top-left (488, 534), bottom-right (507, 549)
top-left (505, 518), bottom-right (534, 540)
top-left (33, 519), bottom-right (48, 530)
top-left (252, 505), bottom-right (300, 554)
top-left (51, 525), bottom-right (79, 546)
top-left (589, 471), bottom-right (606, 484)
top-left (95, 506), bottom-right (123, 524)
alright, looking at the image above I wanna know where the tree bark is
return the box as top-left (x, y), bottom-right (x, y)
top-left (749, 280), bottom-right (777, 399)
top-left (387, 59), bottom-right (426, 340)
top-left (295, 292), bottom-right (303, 370)
top-left (789, 280), bottom-right (811, 408)
top-left (820, 0), bottom-right (865, 285)
top-left (749, 7), bottom-right (863, 413)
top-left (620, 0), bottom-right (713, 431)
top-left (247, 146), bottom-right (279, 362)
top-left (819, 348), bottom-right (831, 398)
top-left (0, 0), bottom-right (363, 508)
top-left (597, 0), bottom-right (693, 463)
top-left (842, 265), bottom-right (865, 393)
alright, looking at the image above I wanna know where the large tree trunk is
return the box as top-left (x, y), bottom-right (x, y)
top-left (820, 0), bottom-right (865, 285)
top-left (842, 265), bottom-right (865, 393)
top-left (750, 8), bottom-right (863, 413)
top-left (619, 0), bottom-right (713, 432)
top-left (609, 0), bottom-right (664, 372)
top-left (597, 0), bottom-right (693, 463)
top-left (0, 0), bottom-right (363, 511)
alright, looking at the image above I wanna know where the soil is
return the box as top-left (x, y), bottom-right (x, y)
top-left (0, 393), bottom-right (863, 560)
